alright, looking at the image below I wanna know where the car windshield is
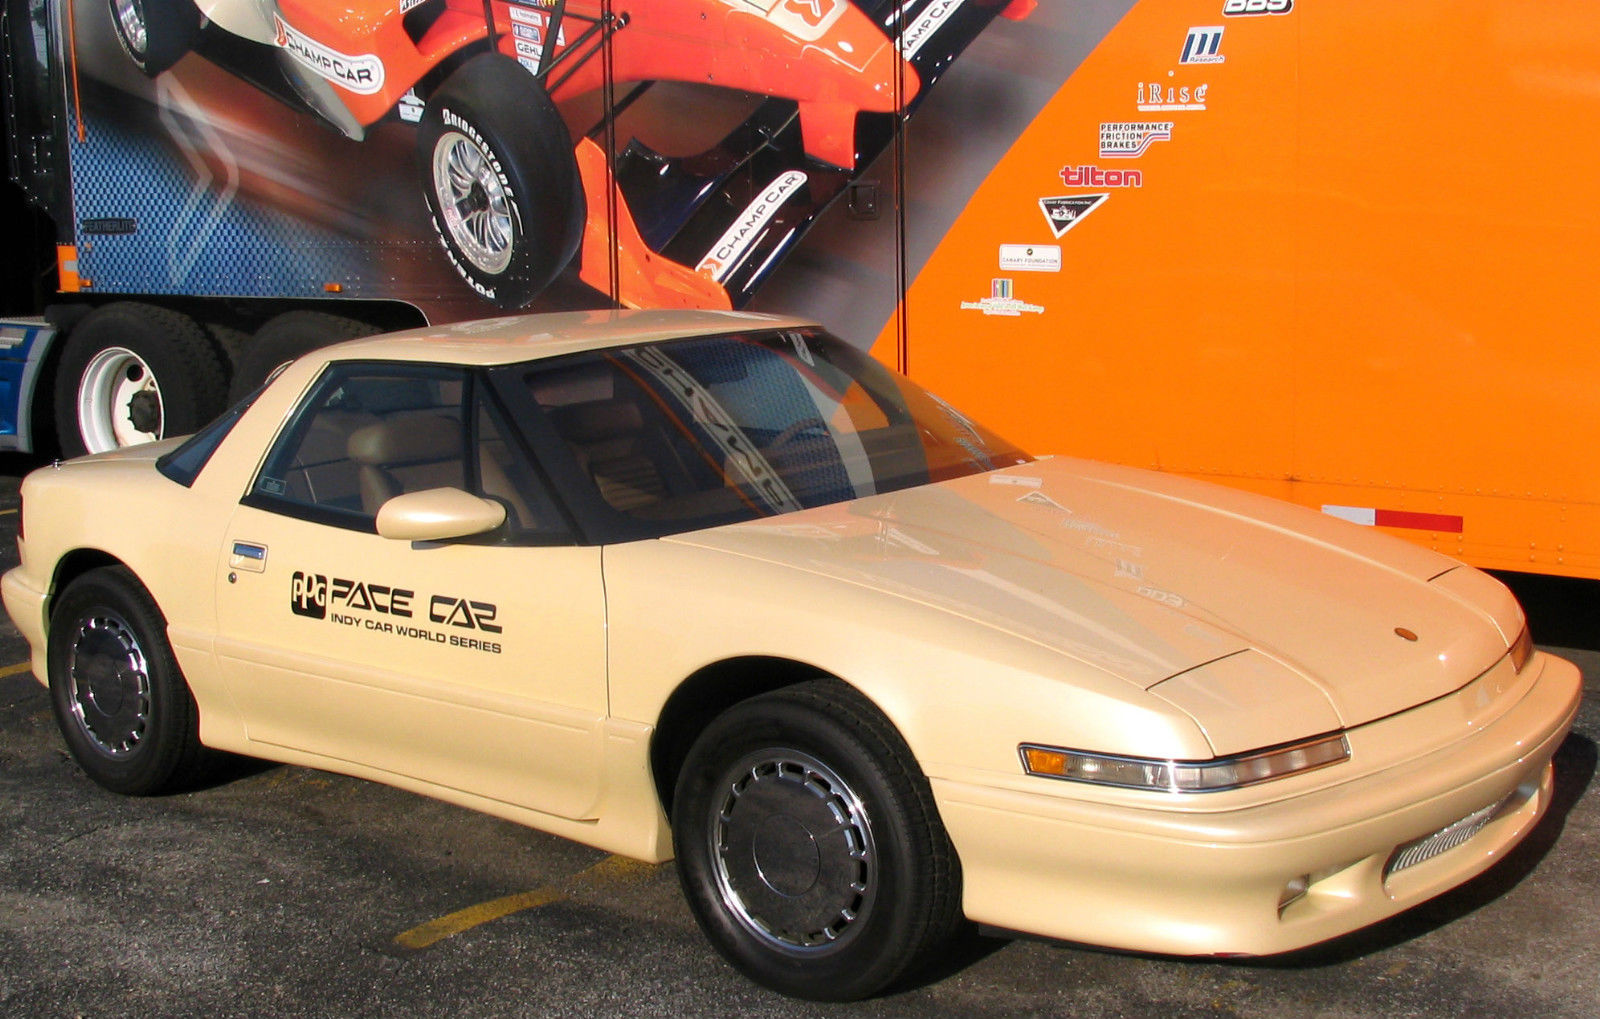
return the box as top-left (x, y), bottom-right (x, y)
top-left (503, 327), bottom-right (1031, 538)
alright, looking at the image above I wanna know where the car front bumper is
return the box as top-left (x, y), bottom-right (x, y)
top-left (932, 650), bottom-right (1582, 956)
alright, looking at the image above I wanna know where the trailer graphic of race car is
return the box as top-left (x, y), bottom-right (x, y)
top-left (107, 0), bottom-right (1033, 308)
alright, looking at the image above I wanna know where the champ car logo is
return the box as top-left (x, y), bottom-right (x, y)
top-left (1224, 0), bottom-right (1293, 15)
top-left (1060, 165), bottom-right (1142, 188)
top-left (1138, 81), bottom-right (1209, 112)
top-left (273, 16), bottom-right (385, 95)
top-left (697, 171), bottom-right (809, 282)
top-left (1038, 194), bottom-right (1108, 238)
top-left (1181, 26), bottom-right (1226, 64)
top-left (898, 0), bottom-right (969, 61)
top-left (1099, 121), bottom-right (1173, 158)
top-left (960, 278), bottom-right (1045, 317)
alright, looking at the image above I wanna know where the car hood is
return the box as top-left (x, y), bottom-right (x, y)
top-left (666, 457), bottom-right (1511, 729)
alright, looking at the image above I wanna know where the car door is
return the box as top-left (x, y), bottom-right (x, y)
top-left (213, 360), bottom-right (608, 820)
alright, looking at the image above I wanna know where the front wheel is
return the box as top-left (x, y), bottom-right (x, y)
top-left (671, 680), bottom-right (963, 1000)
top-left (47, 567), bottom-right (208, 795)
top-left (108, 0), bottom-right (200, 77)
top-left (416, 54), bottom-right (584, 308)
top-left (52, 302), bottom-right (229, 456)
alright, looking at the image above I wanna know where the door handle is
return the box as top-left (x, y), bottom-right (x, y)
top-left (230, 541), bottom-right (268, 573)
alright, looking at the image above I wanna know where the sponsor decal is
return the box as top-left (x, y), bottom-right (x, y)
top-left (1321, 506), bottom-right (1465, 533)
top-left (1223, 0), bottom-right (1293, 15)
top-left (1138, 585), bottom-right (1186, 608)
top-left (1059, 165), bottom-right (1141, 188)
top-left (398, 88), bottom-right (424, 124)
top-left (400, 0), bottom-right (428, 12)
top-left (898, 0), bottom-right (969, 61)
top-left (1038, 194), bottom-right (1107, 238)
top-left (1181, 26), bottom-right (1225, 64)
top-left (1099, 121), bottom-right (1172, 158)
top-left (961, 278), bottom-right (1045, 317)
top-left (697, 170), bottom-right (809, 281)
top-left (999, 243), bottom-right (1061, 272)
top-left (1138, 81), bottom-right (1209, 112)
top-left (991, 474), bottom-right (1043, 488)
top-left (291, 572), bottom-right (503, 653)
top-left (770, 0), bottom-right (848, 42)
top-left (81, 218), bottom-right (137, 235)
top-left (273, 16), bottom-right (385, 95)
top-left (1017, 490), bottom-right (1069, 513)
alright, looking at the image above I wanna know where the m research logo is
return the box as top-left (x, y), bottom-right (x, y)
top-left (1223, 0), bottom-right (1293, 15)
top-left (1100, 122), bottom-right (1172, 158)
top-left (1038, 195), bottom-right (1108, 238)
top-left (1181, 26), bottom-right (1226, 64)
top-left (273, 16), bottom-right (384, 95)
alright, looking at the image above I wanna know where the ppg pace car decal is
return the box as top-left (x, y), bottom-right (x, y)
top-left (291, 572), bottom-right (503, 654)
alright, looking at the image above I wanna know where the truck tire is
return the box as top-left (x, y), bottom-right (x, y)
top-left (228, 311), bottom-right (381, 401)
top-left (108, 0), bottom-right (201, 77)
top-left (53, 302), bottom-right (228, 457)
top-left (417, 53), bottom-right (585, 309)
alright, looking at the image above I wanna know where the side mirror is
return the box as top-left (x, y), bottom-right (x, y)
top-left (375, 487), bottom-right (506, 542)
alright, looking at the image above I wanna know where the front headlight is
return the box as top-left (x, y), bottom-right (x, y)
top-left (1019, 732), bottom-right (1350, 793)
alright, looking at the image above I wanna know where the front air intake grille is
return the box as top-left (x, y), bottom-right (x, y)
top-left (1386, 794), bottom-right (1509, 878)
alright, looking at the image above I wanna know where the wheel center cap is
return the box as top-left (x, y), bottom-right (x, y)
top-left (751, 814), bottom-right (821, 897)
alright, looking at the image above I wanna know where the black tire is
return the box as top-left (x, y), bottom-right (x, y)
top-left (47, 566), bottom-right (208, 796)
top-left (108, 0), bottom-right (200, 77)
top-left (416, 53), bottom-right (585, 308)
top-left (52, 302), bottom-right (229, 457)
top-left (672, 680), bottom-right (963, 1000)
top-left (228, 311), bottom-right (380, 401)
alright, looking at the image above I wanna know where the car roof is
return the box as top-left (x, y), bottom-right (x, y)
top-left (299, 308), bottom-right (820, 370)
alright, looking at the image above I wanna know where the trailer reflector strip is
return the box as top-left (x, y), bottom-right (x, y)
top-left (1323, 505), bottom-right (1464, 533)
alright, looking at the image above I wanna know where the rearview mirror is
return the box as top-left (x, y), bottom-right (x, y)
top-left (375, 487), bottom-right (506, 542)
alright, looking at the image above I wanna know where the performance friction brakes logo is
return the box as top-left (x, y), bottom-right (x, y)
top-left (274, 16), bottom-right (385, 94)
top-left (1100, 122), bottom-right (1172, 158)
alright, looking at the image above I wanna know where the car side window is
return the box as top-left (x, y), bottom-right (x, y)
top-left (247, 362), bottom-right (567, 541)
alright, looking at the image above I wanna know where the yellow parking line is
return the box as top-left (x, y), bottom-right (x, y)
top-left (392, 854), bottom-right (652, 951)
top-left (0, 662), bottom-right (32, 679)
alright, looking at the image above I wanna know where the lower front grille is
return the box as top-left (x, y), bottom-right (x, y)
top-left (1385, 793), bottom-right (1510, 879)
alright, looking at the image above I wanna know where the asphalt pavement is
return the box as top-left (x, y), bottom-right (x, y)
top-left (0, 455), bottom-right (1596, 1018)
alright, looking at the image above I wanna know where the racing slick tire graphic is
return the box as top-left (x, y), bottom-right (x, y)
top-left (48, 566), bottom-right (210, 796)
top-left (417, 54), bottom-right (585, 309)
top-left (671, 680), bottom-right (963, 1000)
top-left (107, 0), bottom-right (201, 77)
top-left (53, 302), bottom-right (229, 456)
top-left (228, 311), bottom-right (381, 401)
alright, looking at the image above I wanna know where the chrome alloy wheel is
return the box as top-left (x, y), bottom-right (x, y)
top-left (64, 612), bottom-right (153, 759)
top-left (709, 748), bottom-right (879, 955)
top-left (76, 346), bottom-right (164, 451)
top-left (432, 130), bottom-right (516, 275)
top-left (112, 0), bottom-right (149, 57)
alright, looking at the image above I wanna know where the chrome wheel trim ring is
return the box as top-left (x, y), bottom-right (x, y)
top-left (112, 0), bottom-right (149, 57)
top-left (65, 611), bottom-right (153, 760)
top-left (432, 129), bottom-right (516, 275)
top-left (708, 747), bottom-right (878, 956)
top-left (76, 346), bottom-right (163, 452)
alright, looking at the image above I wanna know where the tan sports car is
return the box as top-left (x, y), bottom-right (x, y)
top-left (2, 309), bottom-right (1581, 999)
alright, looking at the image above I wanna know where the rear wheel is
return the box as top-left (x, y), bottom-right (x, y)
top-left (228, 311), bottom-right (381, 401)
top-left (672, 680), bottom-right (962, 1000)
top-left (53, 302), bottom-right (229, 456)
top-left (417, 54), bottom-right (584, 308)
top-left (48, 567), bottom-right (208, 795)
top-left (108, 0), bottom-right (200, 77)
